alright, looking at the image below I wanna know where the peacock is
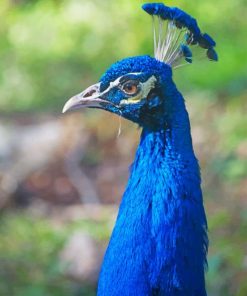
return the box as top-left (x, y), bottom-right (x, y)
top-left (62, 3), bottom-right (218, 296)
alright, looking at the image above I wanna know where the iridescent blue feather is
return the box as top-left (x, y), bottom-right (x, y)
top-left (97, 56), bottom-right (208, 296)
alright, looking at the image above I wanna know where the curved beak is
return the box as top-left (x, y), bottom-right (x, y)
top-left (62, 83), bottom-right (110, 113)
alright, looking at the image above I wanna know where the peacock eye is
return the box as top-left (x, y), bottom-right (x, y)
top-left (122, 80), bottom-right (140, 95)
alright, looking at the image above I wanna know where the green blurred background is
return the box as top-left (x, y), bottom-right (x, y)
top-left (0, 0), bottom-right (246, 295)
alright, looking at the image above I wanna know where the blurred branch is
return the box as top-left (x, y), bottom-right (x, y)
top-left (64, 142), bottom-right (100, 204)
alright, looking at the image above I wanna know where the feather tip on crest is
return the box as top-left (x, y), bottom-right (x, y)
top-left (142, 3), bottom-right (218, 67)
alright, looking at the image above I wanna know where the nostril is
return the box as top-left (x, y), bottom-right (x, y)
top-left (83, 89), bottom-right (97, 98)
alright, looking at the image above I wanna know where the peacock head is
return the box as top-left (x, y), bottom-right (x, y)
top-left (63, 55), bottom-right (173, 127)
top-left (63, 3), bottom-right (218, 128)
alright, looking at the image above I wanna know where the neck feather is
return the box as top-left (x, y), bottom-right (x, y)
top-left (98, 91), bottom-right (208, 296)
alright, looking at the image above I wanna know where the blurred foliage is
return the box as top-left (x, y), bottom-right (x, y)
top-left (0, 0), bottom-right (246, 296)
top-left (0, 0), bottom-right (246, 111)
top-left (0, 210), bottom-right (112, 296)
top-left (207, 207), bottom-right (247, 296)
top-left (0, 212), bottom-right (69, 296)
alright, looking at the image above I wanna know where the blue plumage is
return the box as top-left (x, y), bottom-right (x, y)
top-left (62, 3), bottom-right (218, 296)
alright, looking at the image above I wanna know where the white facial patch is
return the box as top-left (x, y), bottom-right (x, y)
top-left (120, 75), bottom-right (157, 105)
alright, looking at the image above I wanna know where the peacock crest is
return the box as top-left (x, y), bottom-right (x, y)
top-left (142, 3), bottom-right (218, 68)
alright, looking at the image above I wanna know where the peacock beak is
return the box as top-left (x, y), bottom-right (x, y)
top-left (62, 83), bottom-right (110, 113)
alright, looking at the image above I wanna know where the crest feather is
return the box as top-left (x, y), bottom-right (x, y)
top-left (142, 3), bottom-right (218, 68)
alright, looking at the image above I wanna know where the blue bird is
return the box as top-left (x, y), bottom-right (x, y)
top-left (63, 3), bottom-right (218, 296)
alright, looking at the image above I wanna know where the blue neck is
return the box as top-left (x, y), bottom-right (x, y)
top-left (97, 92), bottom-right (208, 296)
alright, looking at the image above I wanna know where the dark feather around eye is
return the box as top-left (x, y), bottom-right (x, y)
top-left (146, 89), bottom-right (162, 108)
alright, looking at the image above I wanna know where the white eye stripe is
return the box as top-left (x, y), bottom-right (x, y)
top-left (108, 72), bottom-right (143, 89)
